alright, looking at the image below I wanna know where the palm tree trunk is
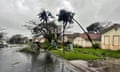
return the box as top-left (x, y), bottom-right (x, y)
top-left (62, 22), bottom-right (69, 54)
top-left (73, 18), bottom-right (94, 46)
top-left (62, 23), bottom-right (65, 54)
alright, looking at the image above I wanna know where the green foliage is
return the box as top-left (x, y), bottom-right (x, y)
top-left (57, 9), bottom-right (74, 24)
top-left (101, 50), bottom-right (120, 58)
top-left (41, 41), bottom-right (52, 50)
top-left (73, 45), bottom-right (83, 48)
top-left (9, 34), bottom-right (27, 44)
top-left (32, 21), bottom-right (59, 43)
top-left (19, 47), bottom-right (36, 54)
top-left (57, 43), bottom-right (62, 49)
top-left (38, 10), bottom-right (53, 23)
top-left (92, 43), bottom-right (100, 49)
top-left (74, 48), bottom-right (120, 58)
top-left (86, 22), bottom-right (104, 33)
top-left (63, 52), bottom-right (101, 60)
top-left (50, 49), bottom-right (102, 60)
top-left (87, 22), bottom-right (100, 32)
top-left (50, 48), bottom-right (120, 60)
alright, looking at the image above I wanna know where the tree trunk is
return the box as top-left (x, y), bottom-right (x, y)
top-left (61, 22), bottom-right (68, 54)
top-left (62, 23), bottom-right (65, 54)
top-left (73, 18), bottom-right (94, 46)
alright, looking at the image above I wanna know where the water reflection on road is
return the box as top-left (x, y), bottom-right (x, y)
top-left (30, 52), bottom-right (59, 72)
top-left (0, 46), bottom-right (82, 72)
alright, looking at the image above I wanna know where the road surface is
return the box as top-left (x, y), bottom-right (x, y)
top-left (0, 45), bottom-right (84, 72)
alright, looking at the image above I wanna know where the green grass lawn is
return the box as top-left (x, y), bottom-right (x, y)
top-left (50, 48), bottom-right (120, 60)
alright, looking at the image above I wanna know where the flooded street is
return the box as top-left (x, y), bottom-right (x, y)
top-left (0, 45), bottom-right (83, 72)
top-left (1, 45), bottom-right (120, 72)
top-left (0, 46), bottom-right (31, 72)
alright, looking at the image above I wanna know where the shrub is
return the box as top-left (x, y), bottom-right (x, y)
top-left (57, 43), bottom-right (62, 49)
top-left (78, 46), bottom-right (83, 48)
top-left (92, 43), bottom-right (100, 49)
top-left (41, 41), bottom-right (52, 50)
top-left (19, 47), bottom-right (36, 54)
top-left (73, 45), bottom-right (83, 48)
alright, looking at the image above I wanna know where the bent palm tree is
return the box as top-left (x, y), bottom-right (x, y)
top-left (57, 9), bottom-right (94, 53)
top-left (73, 18), bottom-right (94, 46)
top-left (57, 9), bottom-right (75, 72)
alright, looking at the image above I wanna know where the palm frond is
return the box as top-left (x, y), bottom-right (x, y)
top-left (57, 9), bottom-right (75, 24)
top-left (38, 10), bottom-right (54, 23)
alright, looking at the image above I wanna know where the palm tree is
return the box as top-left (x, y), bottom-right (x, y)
top-left (57, 9), bottom-right (94, 53)
top-left (37, 10), bottom-right (55, 42)
top-left (73, 18), bottom-right (94, 46)
top-left (38, 10), bottom-right (54, 23)
top-left (57, 9), bottom-right (74, 53)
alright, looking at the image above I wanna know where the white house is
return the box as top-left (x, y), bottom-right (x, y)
top-left (64, 33), bottom-right (80, 42)
top-left (73, 33), bottom-right (101, 47)
top-left (101, 24), bottom-right (120, 50)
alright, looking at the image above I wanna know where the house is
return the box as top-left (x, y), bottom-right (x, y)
top-left (73, 33), bottom-right (101, 47)
top-left (101, 24), bottom-right (120, 50)
top-left (64, 33), bottom-right (80, 42)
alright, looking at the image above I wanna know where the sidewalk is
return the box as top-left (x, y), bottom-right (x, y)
top-left (69, 59), bottom-right (120, 72)
top-left (69, 60), bottom-right (97, 72)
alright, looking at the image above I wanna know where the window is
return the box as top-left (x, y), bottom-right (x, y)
top-left (113, 35), bottom-right (119, 46)
top-left (104, 35), bottom-right (110, 45)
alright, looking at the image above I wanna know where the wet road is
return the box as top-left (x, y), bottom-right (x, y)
top-left (0, 45), bottom-right (83, 72)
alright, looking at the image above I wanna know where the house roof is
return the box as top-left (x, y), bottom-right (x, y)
top-left (102, 24), bottom-right (120, 34)
top-left (79, 33), bottom-right (101, 41)
top-left (64, 33), bottom-right (101, 41)
top-left (64, 33), bottom-right (80, 39)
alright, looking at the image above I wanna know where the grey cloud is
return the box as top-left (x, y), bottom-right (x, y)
top-left (0, 0), bottom-right (120, 37)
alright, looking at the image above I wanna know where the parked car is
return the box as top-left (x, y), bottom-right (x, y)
top-left (0, 41), bottom-right (8, 48)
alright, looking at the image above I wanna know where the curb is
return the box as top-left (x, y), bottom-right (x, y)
top-left (49, 52), bottom-right (96, 72)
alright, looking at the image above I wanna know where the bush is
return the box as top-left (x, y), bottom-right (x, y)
top-left (41, 41), bottom-right (54, 50)
top-left (19, 47), bottom-right (36, 54)
top-left (57, 43), bottom-right (62, 49)
top-left (92, 43), bottom-right (100, 49)
top-left (73, 45), bottom-right (83, 48)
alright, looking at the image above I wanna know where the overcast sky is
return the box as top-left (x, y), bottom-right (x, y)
top-left (0, 0), bottom-right (120, 37)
